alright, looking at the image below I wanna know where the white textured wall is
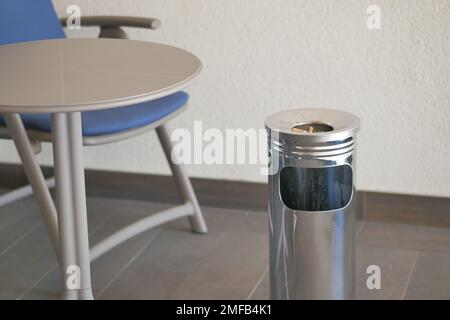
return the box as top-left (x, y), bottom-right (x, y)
top-left (0, 0), bottom-right (449, 197)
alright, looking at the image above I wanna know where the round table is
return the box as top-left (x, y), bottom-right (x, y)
top-left (0, 38), bottom-right (202, 299)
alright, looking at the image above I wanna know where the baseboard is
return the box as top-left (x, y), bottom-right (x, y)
top-left (0, 163), bottom-right (449, 227)
top-left (0, 163), bottom-right (268, 213)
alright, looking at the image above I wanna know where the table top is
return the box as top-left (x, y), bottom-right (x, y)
top-left (0, 38), bottom-right (202, 113)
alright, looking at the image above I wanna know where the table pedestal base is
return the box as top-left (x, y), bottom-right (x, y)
top-left (63, 288), bottom-right (94, 300)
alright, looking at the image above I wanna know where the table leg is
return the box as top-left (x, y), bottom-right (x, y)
top-left (51, 112), bottom-right (93, 300)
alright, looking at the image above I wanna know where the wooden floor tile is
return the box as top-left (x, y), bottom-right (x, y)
top-left (404, 251), bottom-right (450, 300)
top-left (356, 245), bottom-right (418, 300)
top-left (358, 221), bottom-right (450, 253)
top-left (171, 230), bottom-right (268, 300)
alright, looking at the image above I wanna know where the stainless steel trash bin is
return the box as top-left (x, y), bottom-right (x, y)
top-left (265, 108), bottom-right (360, 300)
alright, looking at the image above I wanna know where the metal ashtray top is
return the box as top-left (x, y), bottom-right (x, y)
top-left (265, 108), bottom-right (361, 145)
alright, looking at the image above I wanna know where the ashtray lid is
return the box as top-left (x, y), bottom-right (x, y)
top-left (265, 108), bottom-right (360, 143)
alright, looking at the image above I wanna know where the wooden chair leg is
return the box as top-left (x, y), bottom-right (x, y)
top-left (156, 123), bottom-right (208, 234)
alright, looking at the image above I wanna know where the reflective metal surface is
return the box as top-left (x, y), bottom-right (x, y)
top-left (265, 108), bottom-right (360, 144)
top-left (266, 108), bottom-right (360, 300)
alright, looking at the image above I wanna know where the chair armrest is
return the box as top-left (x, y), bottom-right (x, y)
top-left (60, 15), bottom-right (161, 30)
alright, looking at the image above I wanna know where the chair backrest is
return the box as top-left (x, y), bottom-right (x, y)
top-left (0, 0), bottom-right (65, 45)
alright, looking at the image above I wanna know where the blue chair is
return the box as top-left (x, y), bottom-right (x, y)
top-left (0, 0), bottom-right (207, 299)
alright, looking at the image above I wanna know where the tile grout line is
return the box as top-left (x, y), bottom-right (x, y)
top-left (96, 228), bottom-right (162, 299)
top-left (18, 221), bottom-right (106, 300)
top-left (400, 251), bottom-right (419, 300)
top-left (356, 220), bottom-right (365, 238)
top-left (169, 231), bottom-right (226, 299)
top-left (246, 266), bottom-right (268, 300)
top-left (0, 221), bottom-right (42, 257)
top-left (18, 264), bottom-right (59, 300)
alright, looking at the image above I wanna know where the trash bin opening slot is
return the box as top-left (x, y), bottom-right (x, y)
top-left (279, 165), bottom-right (353, 211)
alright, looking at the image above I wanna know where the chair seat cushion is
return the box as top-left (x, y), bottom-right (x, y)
top-left (0, 92), bottom-right (188, 137)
